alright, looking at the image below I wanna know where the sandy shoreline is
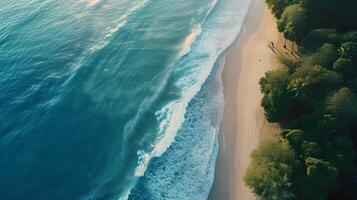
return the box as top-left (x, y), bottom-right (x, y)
top-left (209, 1), bottom-right (281, 199)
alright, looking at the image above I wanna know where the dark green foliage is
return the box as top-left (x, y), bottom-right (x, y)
top-left (339, 42), bottom-right (357, 62)
top-left (298, 0), bottom-right (357, 31)
top-left (330, 0), bottom-right (357, 30)
top-left (303, 43), bottom-right (338, 68)
top-left (287, 65), bottom-right (342, 105)
top-left (325, 136), bottom-right (355, 172)
top-left (313, 115), bottom-right (349, 135)
top-left (284, 129), bottom-right (312, 155)
top-left (298, 0), bottom-right (336, 11)
top-left (351, 77), bottom-right (357, 93)
top-left (269, 0), bottom-right (357, 42)
top-left (282, 128), bottom-right (355, 171)
top-left (248, 129), bottom-right (355, 199)
top-left (260, 69), bottom-right (293, 122)
top-left (244, 141), bottom-right (298, 200)
top-left (333, 58), bottom-right (356, 79)
top-left (283, 131), bottom-right (353, 199)
top-left (327, 87), bottom-right (357, 125)
top-left (301, 141), bottom-right (321, 158)
top-left (249, 1), bottom-right (357, 199)
top-left (301, 158), bottom-right (339, 200)
top-left (265, 0), bottom-right (295, 19)
top-left (277, 5), bottom-right (308, 42)
top-left (301, 29), bottom-right (342, 52)
top-left (288, 114), bottom-right (349, 136)
top-left (276, 53), bottom-right (301, 73)
top-left (343, 31), bottom-right (357, 43)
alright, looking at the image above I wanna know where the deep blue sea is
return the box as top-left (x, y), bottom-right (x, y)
top-left (0, 0), bottom-right (251, 199)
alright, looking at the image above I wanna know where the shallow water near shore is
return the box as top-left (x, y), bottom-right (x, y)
top-left (0, 0), bottom-right (250, 199)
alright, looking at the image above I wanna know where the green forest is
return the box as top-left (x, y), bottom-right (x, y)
top-left (244, 0), bottom-right (357, 199)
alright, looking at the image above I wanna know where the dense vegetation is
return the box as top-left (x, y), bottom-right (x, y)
top-left (245, 0), bottom-right (357, 199)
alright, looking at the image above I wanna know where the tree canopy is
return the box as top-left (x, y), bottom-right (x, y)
top-left (265, 0), bottom-right (295, 19)
top-left (268, 0), bottom-right (357, 42)
top-left (301, 29), bottom-right (342, 52)
top-left (245, 141), bottom-right (298, 200)
top-left (247, 1), bottom-right (357, 199)
top-left (277, 4), bottom-right (308, 42)
top-left (303, 43), bottom-right (338, 69)
top-left (327, 87), bottom-right (357, 125)
top-left (260, 69), bottom-right (293, 122)
top-left (300, 158), bottom-right (339, 200)
top-left (339, 42), bottom-right (357, 62)
top-left (333, 58), bottom-right (356, 79)
top-left (288, 65), bottom-right (342, 105)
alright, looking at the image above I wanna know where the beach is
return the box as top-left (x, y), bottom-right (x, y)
top-left (209, 1), bottom-right (281, 199)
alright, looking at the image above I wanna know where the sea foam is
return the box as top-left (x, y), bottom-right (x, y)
top-left (130, 0), bottom-right (252, 199)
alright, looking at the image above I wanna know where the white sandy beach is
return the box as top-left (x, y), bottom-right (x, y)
top-left (209, 1), bottom-right (281, 199)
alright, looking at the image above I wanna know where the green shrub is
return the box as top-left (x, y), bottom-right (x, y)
top-left (339, 42), bottom-right (357, 62)
top-left (301, 29), bottom-right (342, 52)
top-left (251, 1), bottom-right (357, 199)
top-left (245, 141), bottom-right (298, 200)
top-left (343, 31), bottom-right (357, 43)
top-left (303, 43), bottom-right (338, 68)
top-left (288, 114), bottom-right (349, 136)
top-left (325, 136), bottom-right (356, 172)
top-left (327, 87), bottom-right (357, 125)
top-left (288, 65), bottom-right (342, 105)
top-left (260, 69), bottom-right (294, 122)
top-left (277, 4), bottom-right (309, 42)
top-left (300, 158), bottom-right (339, 200)
top-left (265, 0), bottom-right (295, 19)
top-left (333, 58), bottom-right (355, 79)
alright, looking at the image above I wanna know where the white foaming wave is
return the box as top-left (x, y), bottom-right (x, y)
top-left (176, 0), bottom-right (218, 58)
top-left (145, 109), bottom-right (220, 199)
top-left (134, 100), bottom-right (186, 177)
top-left (179, 26), bottom-right (203, 57)
top-left (132, 57), bottom-right (226, 199)
top-left (133, 3), bottom-right (214, 178)
top-left (133, 0), bottom-right (253, 180)
top-left (133, 11), bottom-right (205, 179)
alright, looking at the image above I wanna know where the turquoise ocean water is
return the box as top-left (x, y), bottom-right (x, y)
top-left (0, 0), bottom-right (251, 199)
